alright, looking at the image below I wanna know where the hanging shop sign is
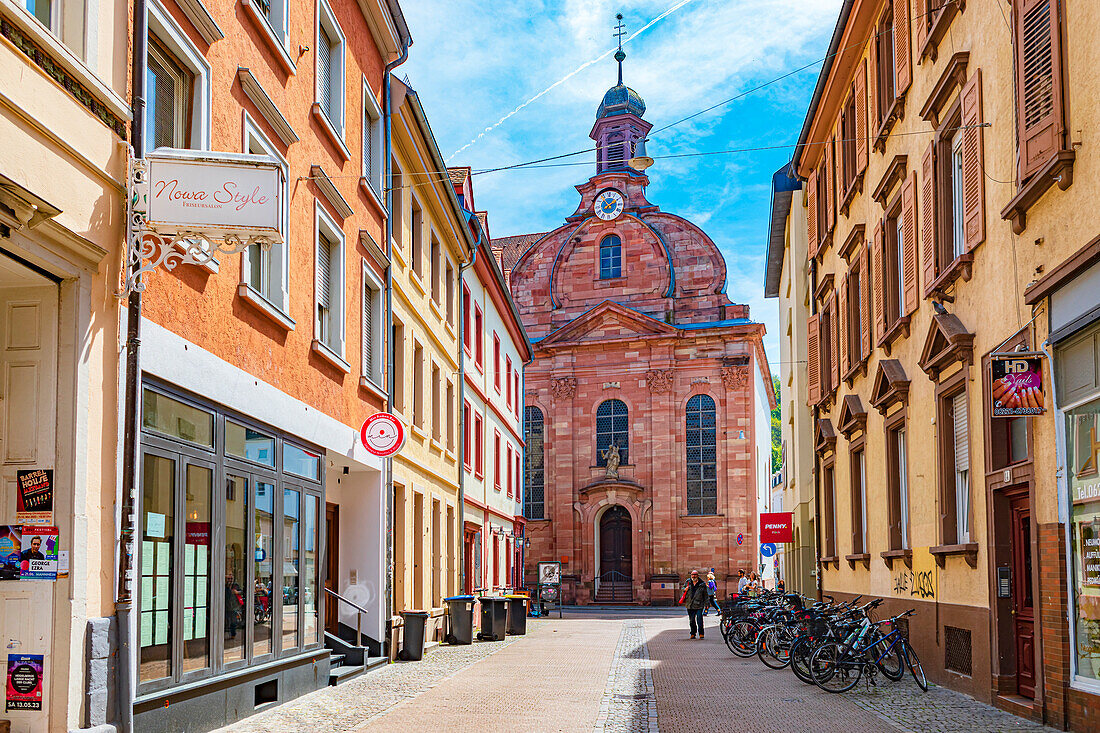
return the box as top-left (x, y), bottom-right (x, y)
top-left (360, 413), bottom-right (407, 457)
top-left (144, 151), bottom-right (282, 238)
top-left (6, 654), bottom-right (44, 711)
top-left (990, 352), bottom-right (1046, 417)
top-left (760, 512), bottom-right (794, 543)
top-left (15, 469), bottom-right (52, 525)
top-left (125, 149), bottom-right (284, 293)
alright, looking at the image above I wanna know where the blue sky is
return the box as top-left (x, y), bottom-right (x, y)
top-left (401, 0), bottom-right (844, 368)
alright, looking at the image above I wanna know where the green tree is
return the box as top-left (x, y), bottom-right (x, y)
top-left (771, 374), bottom-right (781, 473)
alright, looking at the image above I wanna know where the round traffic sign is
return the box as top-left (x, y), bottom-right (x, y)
top-left (736, 533), bottom-right (744, 546)
top-left (360, 413), bottom-right (407, 457)
top-left (760, 542), bottom-right (777, 558)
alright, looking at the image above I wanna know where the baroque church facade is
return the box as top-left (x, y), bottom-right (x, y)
top-left (496, 65), bottom-right (775, 604)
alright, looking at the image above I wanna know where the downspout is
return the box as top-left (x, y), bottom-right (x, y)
top-left (383, 39), bottom-right (409, 654)
top-left (458, 216), bottom-right (481, 594)
top-left (809, 256), bottom-right (823, 602)
top-left (116, 0), bottom-right (148, 728)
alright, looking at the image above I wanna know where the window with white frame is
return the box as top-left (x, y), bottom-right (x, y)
top-left (315, 0), bottom-right (345, 133)
top-left (314, 206), bottom-right (345, 355)
top-left (255, 0), bottom-right (287, 45)
top-left (146, 2), bottom-right (210, 153)
top-left (242, 116), bottom-right (289, 312)
top-left (951, 392), bottom-right (970, 543)
top-left (362, 81), bottom-right (383, 196)
top-left (24, 0), bottom-right (55, 33)
top-left (361, 264), bottom-right (383, 386)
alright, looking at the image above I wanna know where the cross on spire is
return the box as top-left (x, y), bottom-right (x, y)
top-left (613, 13), bottom-right (626, 85)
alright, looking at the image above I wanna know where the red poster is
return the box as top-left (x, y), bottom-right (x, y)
top-left (760, 512), bottom-right (794, 543)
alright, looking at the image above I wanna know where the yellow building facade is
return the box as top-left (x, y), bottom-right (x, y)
top-left (777, 1), bottom-right (1100, 728)
top-left (388, 79), bottom-right (471, 649)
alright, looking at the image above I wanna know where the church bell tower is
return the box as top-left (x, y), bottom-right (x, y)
top-left (590, 14), bottom-right (652, 176)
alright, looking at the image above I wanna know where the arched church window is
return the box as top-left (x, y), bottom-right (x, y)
top-left (524, 406), bottom-right (545, 520)
top-left (599, 235), bottom-right (622, 279)
top-left (686, 394), bottom-right (718, 515)
top-left (596, 399), bottom-right (629, 467)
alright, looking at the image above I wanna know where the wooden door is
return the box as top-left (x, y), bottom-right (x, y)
top-left (0, 284), bottom-right (58, 733)
top-left (599, 506), bottom-right (632, 579)
top-left (324, 503), bottom-right (339, 635)
top-left (1010, 495), bottom-right (1035, 698)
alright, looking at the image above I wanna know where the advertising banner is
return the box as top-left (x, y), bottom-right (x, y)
top-left (6, 654), bottom-right (43, 711)
top-left (991, 353), bottom-right (1045, 417)
top-left (760, 512), bottom-right (794, 543)
top-left (18, 527), bottom-right (58, 581)
top-left (16, 469), bottom-right (53, 525)
top-left (0, 526), bottom-right (19, 580)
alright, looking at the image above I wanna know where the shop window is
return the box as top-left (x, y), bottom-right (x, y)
top-left (143, 389), bottom-right (214, 448)
top-left (1066, 395), bottom-right (1100, 685)
top-left (315, 0), bottom-right (345, 134)
top-left (224, 474), bottom-right (248, 666)
top-left (139, 453), bottom-right (175, 684)
top-left (596, 399), bottom-right (629, 466)
top-left (686, 394), bottom-right (717, 515)
top-left (303, 495), bottom-right (319, 644)
top-left (283, 443), bottom-right (320, 480)
top-left (524, 406), bottom-right (545, 520)
top-left (281, 488), bottom-right (299, 651)
top-left (254, 480), bottom-right (275, 658)
top-left (226, 421), bottom-right (275, 466)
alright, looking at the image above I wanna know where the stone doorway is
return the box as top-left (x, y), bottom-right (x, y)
top-left (597, 506), bottom-right (632, 602)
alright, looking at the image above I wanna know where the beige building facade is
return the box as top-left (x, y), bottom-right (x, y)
top-left (774, 1), bottom-right (1100, 729)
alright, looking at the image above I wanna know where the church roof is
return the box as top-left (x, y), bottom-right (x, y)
top-left (494, 231), bottom-right (547, 270)
top-left (596, 84), bottom-right (646, 120)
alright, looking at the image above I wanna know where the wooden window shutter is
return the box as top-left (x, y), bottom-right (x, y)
top-left (807, 314), bottom-right (821, 405)
top-left (806, 170), bottom-right (819, 259)
top-left (1015, 0), bottom-right (1064, 181)
top-left (859, 244), bottom-right (871, 359)
top-left (855, 60), bottom-right (868, 174)
top-left (901, 172), bottom-right (918, 315)
top-left (961, 70), bottom-right (986, 251)
top-left (894, 0), bottom-right (912, 94)
top-left (824, 140), bottom-right (836, 235)
top-left (915, 0), bottom-right (929, 52)
top-left (872, 220), bottom-right (886, 344)
top-left (839, 272), bottom-right (850, 378)
top-left (829, 293), bottom-right (840, 392)
top-left (921, 140), bottom-right (937, 296)
top-left (868, 33), bottom-right (879, 131)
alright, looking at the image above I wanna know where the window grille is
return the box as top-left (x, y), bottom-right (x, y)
top-left (596, 399), bottom-right (629, 467)
top-left (945, 626), bottom-right (973, 676)
top-left (524, 407), bottom-right (545, 519)
top-left (686, 394), bottom-right (717, 515)
top-left (599, 235), bottom-right (622, 279)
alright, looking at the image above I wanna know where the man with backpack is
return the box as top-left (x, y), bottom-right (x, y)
top-left (681, 569), bottom-right (710, 639)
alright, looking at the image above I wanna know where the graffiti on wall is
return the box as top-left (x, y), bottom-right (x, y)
top-left (890, 547), bottom-right (937, 601)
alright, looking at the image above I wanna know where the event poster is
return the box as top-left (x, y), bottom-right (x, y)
top-left (0, 526), bottom-right (19, 580)
top-left (15, 469), bottom-right (53, 525)
top-left (991, 353), bottom-right (1045, 417)
top-left (18, 527), bottom-right (58, 581)
top-left (6, 654), bottom-right (43, 711)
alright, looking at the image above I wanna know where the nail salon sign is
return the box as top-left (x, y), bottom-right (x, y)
top-left (991, 352), bottom-right (1046, 417)
top-left (144, 150), bottom-right (283, 240)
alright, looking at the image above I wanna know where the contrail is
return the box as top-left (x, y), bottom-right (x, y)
top-left (446, 0), bottom-right (697, 161)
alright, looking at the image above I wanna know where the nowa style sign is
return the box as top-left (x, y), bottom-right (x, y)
top-left (145, 150), bottom-right (283, 239)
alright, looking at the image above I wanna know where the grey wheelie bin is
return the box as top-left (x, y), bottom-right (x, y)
top-left (398, 610), bottom-right (428, 661)
top-left (505, 594), bottom-right (529, 635)
top-left (477, 596), bottom-right (508, 641)
top-left (443, 595), bottom-right (475, 645)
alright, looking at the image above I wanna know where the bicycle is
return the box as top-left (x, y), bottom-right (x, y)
top-left (810, 610), bottom-right (926, 693)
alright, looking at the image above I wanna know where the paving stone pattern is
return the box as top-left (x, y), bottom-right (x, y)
top-left (593, 621), bottom-right (658, 732)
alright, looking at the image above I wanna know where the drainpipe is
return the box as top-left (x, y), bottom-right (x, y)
top-left (383, 39), bottom-right (409, 655)
top-left (458, 217), bottom-right (481, 594)
top-left (809, 257), bottom-right (823, 603)
top-left (115, 0), bottom-right (148, 728)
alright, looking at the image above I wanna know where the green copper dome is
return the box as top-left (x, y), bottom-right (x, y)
top-left (596, 84), bottom-right (646, 120)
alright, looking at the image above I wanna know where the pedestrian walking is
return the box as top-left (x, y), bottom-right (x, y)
top-left (736, 569), bottom-right (750, 596)
top-left (683, 569), bottom-right (709, 639)
top-left (702, 572), bottom-right (721, 615)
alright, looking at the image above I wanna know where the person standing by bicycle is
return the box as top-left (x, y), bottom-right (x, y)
top-left (683, 570), bottom-right (709, 639)
top-left (736, 569), bottom-right (750, 597)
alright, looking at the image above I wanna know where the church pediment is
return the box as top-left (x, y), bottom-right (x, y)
top-left (538, 300), bottom-right (676, 347)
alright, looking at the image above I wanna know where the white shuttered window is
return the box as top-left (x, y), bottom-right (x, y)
top-left (953, 392), bottom-right (970, 543)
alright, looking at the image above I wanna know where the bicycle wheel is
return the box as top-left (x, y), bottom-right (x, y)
top-left (789, 636), bottom-right (816, 684)
top-left (869, 633), bottom-right (904, 681)
top-left (727, 620), bottom-right (759, 657)
top-left (810, 642), bottom-right (862, 693)
top-left (904, 642), bottom-right (928, 691)
top-left (758, 626), bottom-right (793, 669)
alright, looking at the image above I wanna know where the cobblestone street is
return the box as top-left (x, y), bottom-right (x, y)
top-left (219, 609), bottom-right (1060, 733)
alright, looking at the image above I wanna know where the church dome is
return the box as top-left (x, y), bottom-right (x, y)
top-left (596, 84), bottom-right (646, 120)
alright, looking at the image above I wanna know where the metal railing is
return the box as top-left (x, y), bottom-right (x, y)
top-left (596, 570), bottom-right (633, 602)
top-left (324, 587), bottom-right (369, 648)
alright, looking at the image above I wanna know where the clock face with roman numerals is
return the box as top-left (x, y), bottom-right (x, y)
top-left (593, 189), bottom-right (625, 221)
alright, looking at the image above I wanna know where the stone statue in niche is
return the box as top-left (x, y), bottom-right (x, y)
top-left (601, 444), bottom-right (622, 479)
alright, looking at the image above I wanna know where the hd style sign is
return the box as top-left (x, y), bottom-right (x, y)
top-left (144, 150), bottom-right (283, 240)
top-left (991, 352), bottom-right (1045, 417)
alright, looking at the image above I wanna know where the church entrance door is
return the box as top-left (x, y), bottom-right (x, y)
top-left (597, 506), bottom-right (632, 602)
